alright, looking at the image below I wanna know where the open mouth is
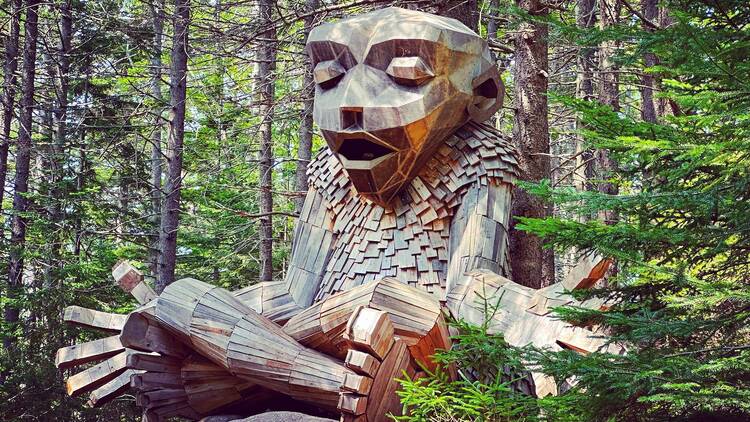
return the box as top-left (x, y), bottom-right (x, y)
top-left (338, 138), bottom-right (394, 161)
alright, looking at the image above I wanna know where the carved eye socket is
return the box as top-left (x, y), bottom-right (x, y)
top-left (313, 60), bottom-right (346, 89)
top-left (385, 57), bottom-right (434, 86)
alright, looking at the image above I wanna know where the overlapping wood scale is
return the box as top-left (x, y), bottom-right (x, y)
top-left (305, 121), bottom-right (517, 302)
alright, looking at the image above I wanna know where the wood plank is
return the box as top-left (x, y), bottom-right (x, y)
top-left (112, 261), bottom-right (157, 304)
top-left (131, 372), bottom-right (183, 390)
top-left (344, 307), bottom-right (395, 360)
top-left (345, 349), bottom-right (380, 377)
top-left (366, 340), bottom-right (413, 421)
top-left (126, 353), bottom-right (182, 373)
top-left (56, 335), bottom-right (124, 369)
top-left (341, 372), bottom-right (372, 395)
top-left (66, 350), bottom-right (131, 397)
top-left (338, 393), bottom-right (367, 415)
top-left (87, 369), bottom-right (140, 407)
top-left (119, 313), bottom-right (186, 357)
top-left (63, 306), bottom-right (126, 333)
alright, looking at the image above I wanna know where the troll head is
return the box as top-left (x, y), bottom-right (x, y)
top-left (306, 7), bottom-right (503, 205)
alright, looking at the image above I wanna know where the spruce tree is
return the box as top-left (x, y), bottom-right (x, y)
top-left (519, 0), bottom-right (750, 419)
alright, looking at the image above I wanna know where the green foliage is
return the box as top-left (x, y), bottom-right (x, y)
top-left (515, 1), bottom-right (750, 420)
top-left (394, 317), bottom-right (541, 422)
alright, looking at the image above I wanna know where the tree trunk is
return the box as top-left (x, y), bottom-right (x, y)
top-left (5, 0), bottom-right (40, 355)
top-left (149, 0), bottom-right (165, 278)
top-left (47, 0), bottom-right (72, 284)
top-left (640, 0), bottom-right (658, 124)
top-left (157, 0), bottom-right (190, 293)
top-left (596, 0), bottom-right (620, 223)
top-left (487, 0), bottom-right (500, 40)
top-left (436, 0), bottom-right (479, 31)
top-left (258, 0), bottom-right (276, 282)
top-left (656, 7), bottom-right (673, 118)
top-left (294, 0), bottom-right (318, 213)
top-left (0, 0), bottom-right (22, 239)
top-left (598, 0), bottom-right (620, 112)
top-left (574, 0), bottom-right (597, 192)
top-left (509, 0), bottom-right (554, 288)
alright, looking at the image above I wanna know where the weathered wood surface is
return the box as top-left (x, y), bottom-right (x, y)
top-left (344, 307), bottom-right (395, 360)
top-left (447, 269), bottom-right (622, 396)
top-left (63, 306), bottom-right (127, 333)
top-left (56, 335), bottom-right (124, 369)
top-left (155, 278), bottom-right (355, 411)
top-left (344, 350), bottom-right (379, 378)
top-left (65, 350), bottom-right (132, 396)
top-left (562, 254), bottom-right (612, 290)
top-left (113, 260), bottom-right (157, 304)
top-left (284, 278), bottom-right (450, 370)
top-left (301, 124), bottom-right (516, 305)
top-left (88, 369), bottom-right (141, 407)
top-left (307, 7), bottom-right (506, 207)
top-left (120, 312), bottom-right (187, 357)
top-left (338, 309), bottom-right (414, 422)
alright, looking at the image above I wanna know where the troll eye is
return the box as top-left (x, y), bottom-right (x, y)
top-left (385, 56), bottom-right (434, 86)
top-left (313, 60), bottom-right (345, 89)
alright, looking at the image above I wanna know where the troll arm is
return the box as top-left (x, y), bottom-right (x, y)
top-left (233, 186), bottom-right (335, 323)
top-left (444, 180), bottom-right (614, 352)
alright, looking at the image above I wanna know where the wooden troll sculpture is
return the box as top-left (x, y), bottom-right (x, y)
top-left (57, 7), bottom-right (616, 421)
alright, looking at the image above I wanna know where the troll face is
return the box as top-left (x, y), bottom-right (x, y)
top-left (306, 7), bottom-right (503, 206)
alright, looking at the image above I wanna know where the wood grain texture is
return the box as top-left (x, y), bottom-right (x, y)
top-left (113, 261), bottom-right (157, 304)
top-left (120, 312), bottom-right (187, 357)
top-left (55, 335), bottom-right (124, 369)
top-left (63, 306), bottom-right (127, 333)
top-left (88, 369), bottom-right (141, 407)
top-left (306, 7), bottom-right (505, 206)
top-left (446, 269), bottom-right (624, 396)
top-left (65, 350), bottom-right (132, 397)
top-left (365, 340), bottom-right (414, 422)
top-left (305, 122), bottom-right (517, 303)
top-left (154, 278), bottom-right (354, 411)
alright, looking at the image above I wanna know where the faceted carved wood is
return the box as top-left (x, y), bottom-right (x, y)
top-left (306, 7), bottom-right (504, 206)
top-left (57, 6), bottom-right (616, 420)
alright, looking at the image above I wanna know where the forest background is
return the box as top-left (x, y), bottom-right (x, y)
top-left (0, 0), bottom-right (748, 420)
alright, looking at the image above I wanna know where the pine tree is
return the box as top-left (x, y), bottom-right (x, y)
top-left (519, 0), bottom-right (750, 419)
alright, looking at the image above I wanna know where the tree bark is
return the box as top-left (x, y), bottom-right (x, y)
top-left (509, 0), bottom-right (554, 288)
top-left (46, 0), bottom-right (72, 284)
top-left (596, 0), bottom-right (620, 223)
top-left (0, 0), bottom-right (22, 239)
top-left (294, 0), bottom-right (318, 213)
top-left (640, 0), bottom-right (658, 123)
top-left (487, 0), bottom-right (500, 40)
top-left (574, 0), bottom-right (597, 192)
top-left (258, 0), bottom-right (277, 282)
top-left (157, 0), bottom-right (190, 293)
top-left (149, 0), bottom-right (165, 278)
top-left (598, 0), bottom-right (620, 112)
top-left (656, 7), bottom-right (673, 118)
top-left (436, 0), bottom-right (479, 31)
top-left (5, 0), bottom-right (40, 354)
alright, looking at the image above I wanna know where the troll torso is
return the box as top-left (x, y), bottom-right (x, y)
top-left (298, 121), bottom-right (517, 302)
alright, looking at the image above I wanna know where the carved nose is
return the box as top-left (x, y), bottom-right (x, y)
top-left (340, 107), bottom-right (363, 130)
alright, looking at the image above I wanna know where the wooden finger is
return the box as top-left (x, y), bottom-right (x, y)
top-left (64, 306), bottom-right (127, 333)
top-left (87, 369), bottom-right (141, 407)
top-left (56, 335), bottom-right (124, 369)
top-left (112, 261), bottom-right (157, 304)
top-left (345, 349), bottom-right (380, 377)
top-left (66, 350), bottom-right (131, 397)
top-left (344, 307), bottom-right (395, 360)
